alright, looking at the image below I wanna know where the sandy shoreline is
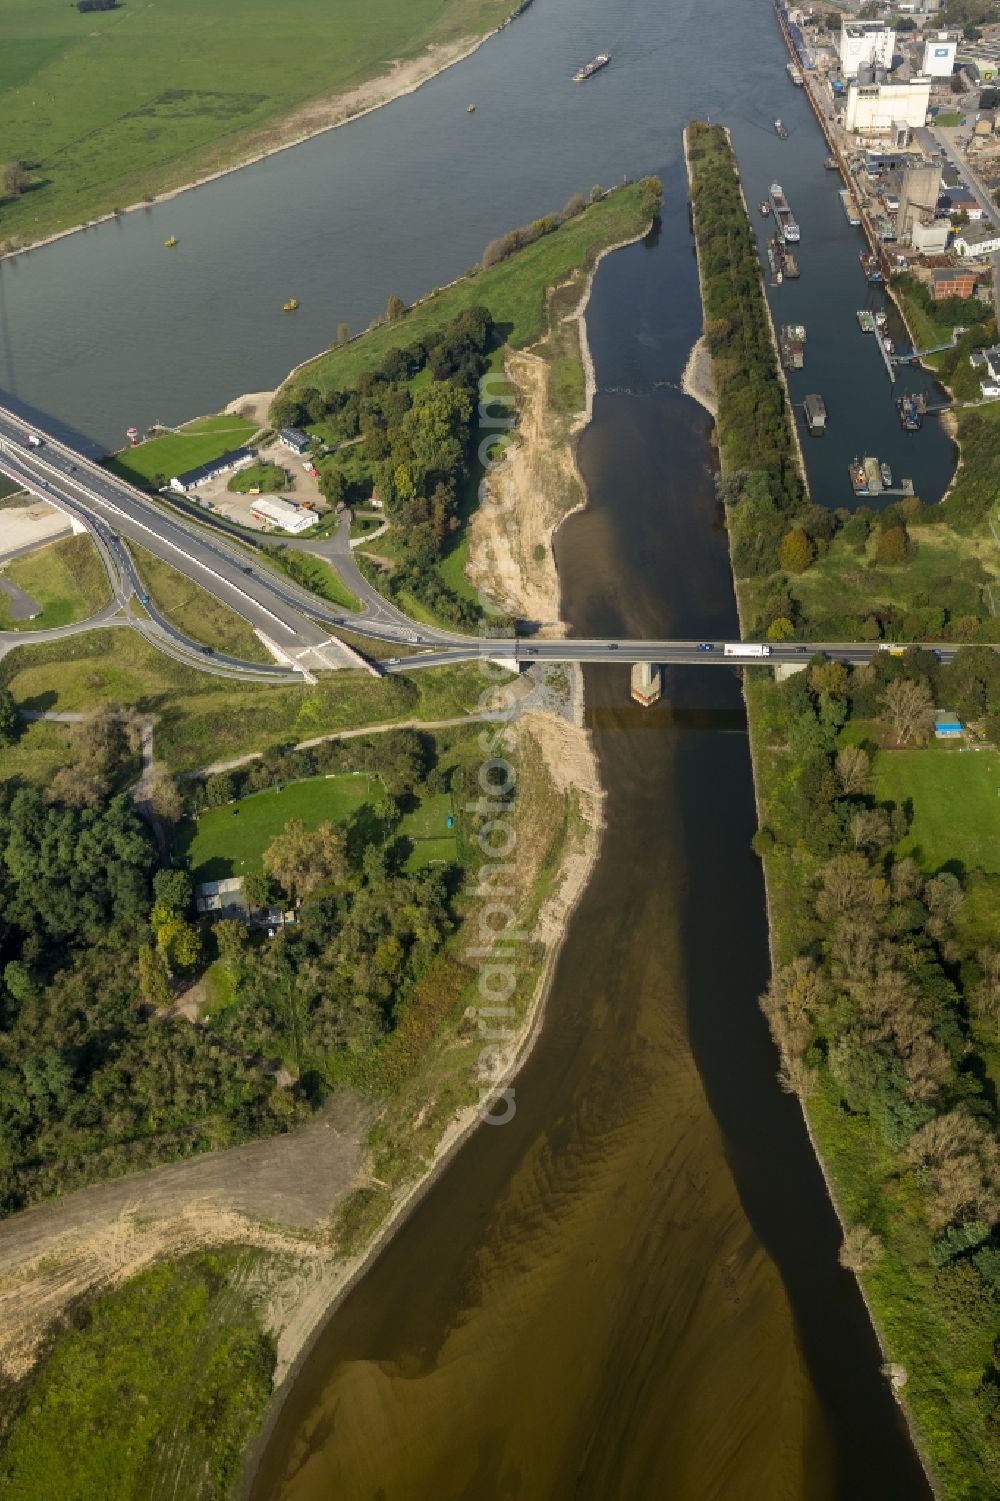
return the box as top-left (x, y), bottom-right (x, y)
top-left (243, 244), bottom-right (622, 1485)
top-left (680, 334), bottom-right (718, 417)
top-left (0, 8), bottom-right (528, 264)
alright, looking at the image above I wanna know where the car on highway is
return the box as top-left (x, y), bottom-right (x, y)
top-left (387, 657), bottom-right (400, 666)
top-left (697, 642), bottom-right (713, 652)
top-left (608, 642), bottom-right (619, 650)
top-left (526, 646), bottom-right (539, 655)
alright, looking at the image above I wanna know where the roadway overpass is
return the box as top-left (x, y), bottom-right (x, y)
top-left (0, 404), bottom-right (971, 679)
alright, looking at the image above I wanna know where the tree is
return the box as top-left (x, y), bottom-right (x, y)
top-left (147, 768), bottom-right (183, 824)
top-left (386, 294), bottom-right (407, 323)
top-left (876, 523), bottom-right (911, 565)
top-left (243, 871), bottom-right (272, 910)
top-left (0, 688), bottom-right (19, 746)
top-left (850, 807), bottom-right (891, 852)
top-left (839, 1224), bottom-right (884, 1273)
top-left (1, 162), bottom-right (29, 198)
top-left (153, 868), bottom-right (192, 916)
top-left (810, 659), bottom-right (848, 697)
top-left (157, 918), bottom-right (202, 973)
top-left (214, 918), bottom-right (250, 970)
top-left (766, 616), bottom-right (795, 642)
top-left (835, 744), bottom-right (870, 795)
top-left (779, 526), bottom-right (815, 574)
top-left (44, 763), bottom-right (107, 810)
top-left (881, 677), bottom-right (935, 746)
top-left (262, 819), bottom-right (348, 899)
top-left (138, 943), bottom-right (171, 1008)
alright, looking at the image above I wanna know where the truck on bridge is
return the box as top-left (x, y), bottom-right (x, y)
top-left (723, 643), bottom-right (772, 658)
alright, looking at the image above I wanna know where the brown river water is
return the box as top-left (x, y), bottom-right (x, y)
top-left (247, 176), bottom-right (930, 1500)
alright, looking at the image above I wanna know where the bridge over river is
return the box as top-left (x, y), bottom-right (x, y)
top-left (0, 404), bottom-right (966, 678)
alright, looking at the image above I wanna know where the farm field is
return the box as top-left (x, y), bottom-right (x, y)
top-left (0, 0), bottom-right (516, 248)
top-left (874, 744), bottom-right (1000, 875)
top-left (179, 774), bottom-right (458, 880)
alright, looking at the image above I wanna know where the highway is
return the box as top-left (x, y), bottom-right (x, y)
top-left (0, 403), bottom-right (976, 679)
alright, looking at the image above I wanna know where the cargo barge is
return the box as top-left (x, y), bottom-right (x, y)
top-left (774, 119), bottom-right (788, 138)
top-left (769, 181), bottom-right (800, 243)
top-left (859, 250), bottom-right (884, 284)
top-left (786, 61), bottom-right (804, 84)
top-left (839, 188), bottom-right (861, 226)
top-left (803, 394), bottom-right (826, 433)
top-left (574, 53), bottom-right (610, 81)
top-left (897, 392), bottom-right (925, 431)
top-left (780, 324), bottom-right (806, 368)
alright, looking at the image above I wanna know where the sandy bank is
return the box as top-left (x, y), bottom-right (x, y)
top-left (681, 334), bottom-right (719, 417)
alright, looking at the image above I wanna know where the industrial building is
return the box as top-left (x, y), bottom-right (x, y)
top-left (921, 32), bottom-right (959, 78)
top-left (169, 446), bottom-right (255, 493)
top-left (844, 72), bottom-right (931, 134)
top-left (911, 216), bottom-right (951, 254)
top-left (839, 21), bottom-right (895, 76)
top-left (930, 266), bottom-right (978, 298)
top-left (896, 161), bottom-right (943, 242)
top-left (249, 495), bottom-right (316, 534)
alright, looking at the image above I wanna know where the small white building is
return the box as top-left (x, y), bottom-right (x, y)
top-left (845, 74), bottom-right (931, 134)
top-left (840, 22), bottom-right (896, 76)
top-left (953, 223), bottom-right (1000, 257)
top-left (970, 345), bottom-right (1000, 397)
top-left (911, 216), bottom-right (952, 253)
top-left (922, 32), bottom-right (959, 77)
top-left (249, 495), bottom-right (316, 534)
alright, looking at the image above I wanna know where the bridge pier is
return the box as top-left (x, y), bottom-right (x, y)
top-left (630, 661), bottom-right (662, 706)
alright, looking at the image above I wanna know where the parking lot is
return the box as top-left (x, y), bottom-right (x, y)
top-left (181, 441), bottom-right (330, 533)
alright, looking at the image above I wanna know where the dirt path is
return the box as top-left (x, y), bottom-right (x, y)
top-left (0, 1093), bottom-right (373, 1383)
top-left (193, 712), bottom-right (500, 776)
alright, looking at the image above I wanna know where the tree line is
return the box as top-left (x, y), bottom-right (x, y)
top-left (751, 645), bottom-right (1000, 1492)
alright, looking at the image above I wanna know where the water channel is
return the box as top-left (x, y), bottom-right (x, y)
top-left (2, 0), bottom-right (953, 1494)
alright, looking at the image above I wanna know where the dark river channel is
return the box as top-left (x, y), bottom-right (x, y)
top-left (1, 0), bottom-right (950, 1495)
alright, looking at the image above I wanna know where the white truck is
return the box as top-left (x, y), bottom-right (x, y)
top-left (723, 643), bottom-right (771, 658)
top-left (22, 431), bottom-right (43, 449)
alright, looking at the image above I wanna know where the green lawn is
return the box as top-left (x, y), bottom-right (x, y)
top-left (128, 542), bottom-right (271, 663)
top-left (180, 774), bottom-right (458, 880)
top-left (290, 183), bottom-right (654, 398)
top-left (264, 547), bottom-right (360, 612)
top-left (0, 628), bottom-right (490, 772)
top-left (0, 534), bottom-right (111, 630)
top-left (0, 719), bottom-right (74, 785)
top-left (180, 773), bottom-right (374, 880)
top-left (105, 415), bottom-right (258, 489)
top-left (874, 744), bottom-right (1000, 874)
top-left (228, 461), bottom-right (288, 494)
top-left (0, 1252), bottom-right (276, 1501)
top-left (0, 0), bottom-right (516, 249)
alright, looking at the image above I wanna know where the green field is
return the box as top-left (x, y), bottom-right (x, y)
top-left (0, 1252), bottom-right (276, 1501)
top-left (179, 773), bottom-right (458, 880)
top-left (874, 744), bottom-right (1000, 874)
top-left (290, 182), bottom-right (655, 397)
top-left (0, 0), bottom-right (516, 249)
top-left (128, 542), bottom-right (271, 662)
top-left (106, 415), bottom-right (258, 488)
top-left (0, 534), bottom-right (111, 630)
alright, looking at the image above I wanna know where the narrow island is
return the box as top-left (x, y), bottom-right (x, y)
top-left (686, 118), bottom-right (1000, 1501)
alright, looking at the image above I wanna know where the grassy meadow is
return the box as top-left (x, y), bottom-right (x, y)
top-left (874, 744), bottom-right (1000, 876)
top-left (0, 0), bottom-right (517, 248)
top-left (0, 534), bottom-right (110, 630)
top-left (179, 772), bottom-right (458, 880)
top-left (128, 542), bottom-right (271, 663)
top-left (106, 415), bottom-right (258, 488)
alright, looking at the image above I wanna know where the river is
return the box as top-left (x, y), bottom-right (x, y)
top-left (3, 0), bottom-right (947, 1494)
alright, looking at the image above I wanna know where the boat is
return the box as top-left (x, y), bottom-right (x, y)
top-left (859, 250), bottom-right (883, 283)
top-left (883, 336), bottom-right (894, 356)
top-left (881, 461), bottom-right (893, 488)
top-left (574, 53), bottom-right (610, 82)
top-left (863, 456), bottom-right (883, 494)
top-left (467, 104), bottom-right (476, 113)
top-left (839, 188), bottom-right (861, 226)
top-left (786, 62), bottom-right (804, 85)
top-left (849, 457), bottom-right (869, 494)
top-left (780, 326), bottom-right (805, 369)
top-left (857, 309), bottom-right (876, 333)
top-left (803, 394), bottom-right (827, 434)
top-left (164, 236), bottom-right (178, 248)
top-left (897, 392), bottom-right (924, 431)
top-left (782, 250), bottom-right (799, 278)
top-left (786, 323), bottom-right (806, 342)
top-left (283, 298), bottom-right (299, 312)
top-left (824, 155), bottom-right (839, 170)
top-left (769, 182), bottom-right (800, 243)
top-left (760, 199), bottom-right (771, 216)
top-left (774, 119), bottom-right (788, 138)
top-left (874, 311), bottom-right (888, 331)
